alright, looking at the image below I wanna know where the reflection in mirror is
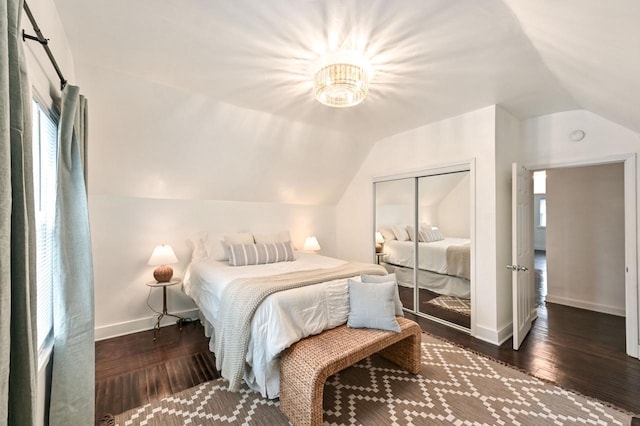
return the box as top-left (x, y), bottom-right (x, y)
top-left (374, 179), bottom-right (415, 311)
top-left (416, 171), bottom-right (471, 329)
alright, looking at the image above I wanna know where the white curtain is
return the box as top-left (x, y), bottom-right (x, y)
top-left (0, 0), bottom-right (38, 424)
top-left (49, 84), bottom-right (94, 425)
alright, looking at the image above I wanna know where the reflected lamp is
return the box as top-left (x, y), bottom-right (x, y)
top-left (375, 232), bottom-right (384, 253)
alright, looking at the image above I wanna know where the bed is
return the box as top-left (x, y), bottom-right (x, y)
top-left (381, 238), bottom-right (470, 298)
top-left (182, 249), bottom-right (387, 399)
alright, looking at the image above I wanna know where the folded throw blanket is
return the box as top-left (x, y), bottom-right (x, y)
top-left (446, 244), bottom-right (471, 280)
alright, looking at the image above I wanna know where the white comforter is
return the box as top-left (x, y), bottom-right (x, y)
top-left (182, 252), bottom-right (353, 398)
top-left (383, 238), bottom-right (470, 276)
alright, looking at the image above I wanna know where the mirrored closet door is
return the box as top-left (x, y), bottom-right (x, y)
top-left (374, 165), bottom-right (472, 332)
top-left (374, 178), bottom-right (415, 311)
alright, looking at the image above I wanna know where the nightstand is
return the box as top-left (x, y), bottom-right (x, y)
top-left (375, 252), bottom-right (386, 265)
top-left (146, 279), bottom-right (185, 341)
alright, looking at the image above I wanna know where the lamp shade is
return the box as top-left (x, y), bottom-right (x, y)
top-left (148, 244), bottom-right (178, 283)
top-left (148, 245), bottom-right (178, 265)
top-left (303, 236), bottom-right (321, 252)
top-left (375, 232), bottom-right (384, 244)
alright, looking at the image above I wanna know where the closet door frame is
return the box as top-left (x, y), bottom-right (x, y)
top-left (373, 159), bottom-right (476, 335)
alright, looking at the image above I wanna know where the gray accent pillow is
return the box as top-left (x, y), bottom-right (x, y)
top-left (347, 279), bottom-right (400, 333)
top-left (361, 273), bottom-right (404, 316)
top-left (228, 241), bottom-right (294, 266)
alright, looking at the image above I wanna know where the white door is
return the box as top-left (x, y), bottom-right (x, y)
top-left (511, 163), bottom-right (535, 350)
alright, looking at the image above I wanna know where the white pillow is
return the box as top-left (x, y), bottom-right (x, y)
top-left (186, 231), bottom-right (209, 262)
top-left (360, 273), bottom-right (404, 316)
top-left (224, 232), bottom-right (254, 245)
top-left (209, 238), bottom-right (229, 261)
top-left (391, 225), bottom-right (410, 241)
top-left (378, 226), bottom-right (396, 241)
top-left (347, 279), bottom-right (400, 333)
top-left (406, 225), bottom-right (416, 241)
top-left (253, 230), bottom-right (291, 244)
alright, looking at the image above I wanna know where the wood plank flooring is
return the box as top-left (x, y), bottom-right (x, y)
top-left (95, 320), bottom-right (218, 424)
top-left (96, 305), bottom-right (640, 424)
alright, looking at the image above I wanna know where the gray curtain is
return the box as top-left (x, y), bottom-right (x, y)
top-left (0, 0), bottom-right (38, 424)
top-left (49, 85), bottom-right (94, 425)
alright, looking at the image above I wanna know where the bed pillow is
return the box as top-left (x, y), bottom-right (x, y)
top-left (228, 241), bottom-right (294, 266)
top-left (378, 226), bottom-right (396, 241)
top-left (347, 279), bottom-right (400, 333)
top-left (361, 273), bottom-right (404, 316)
top-left (431, 226), bottom-right (445, 240)
top-left (406, 225), bottom-right (416, 241)
top-left (253, 230), bottom-right (291, 245)
top-left (224, 232), bottom-right (255, 245)
top-left (419, 224), bottom-right (444, 242)
top-left (391, 225), bottom-right (410, 241)
top-left (187, 231), bottom-right (209, 262)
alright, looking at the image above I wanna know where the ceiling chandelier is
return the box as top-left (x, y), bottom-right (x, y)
top-left (313, 55), bottom-right (370, 108)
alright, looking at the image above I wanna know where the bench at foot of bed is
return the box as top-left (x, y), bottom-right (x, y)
top-left (279, 316), bottom-right (422, 426)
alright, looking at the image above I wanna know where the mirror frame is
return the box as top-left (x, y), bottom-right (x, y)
top-left (373, 159), bottom-right (476, 334)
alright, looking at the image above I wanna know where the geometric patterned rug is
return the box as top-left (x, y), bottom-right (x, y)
top-left (111, 333), bottom-right (635, 425)
top-left (426, 295), bottom-right (471, 316)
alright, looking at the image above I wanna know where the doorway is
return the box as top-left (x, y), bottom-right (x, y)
top-left (524, 155), bottom-right (637, 358)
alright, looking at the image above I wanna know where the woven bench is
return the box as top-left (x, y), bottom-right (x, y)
top-left (279, 316), bottom-right (422, 426)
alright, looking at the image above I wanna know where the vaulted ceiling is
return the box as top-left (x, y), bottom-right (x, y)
top-left (51, 0), bottom-right (639, 203)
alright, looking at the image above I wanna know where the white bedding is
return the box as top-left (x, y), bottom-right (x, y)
top-left (183, 252), bottom-right (356, 399)
top-left (383, 238), bottom-right (470, 275)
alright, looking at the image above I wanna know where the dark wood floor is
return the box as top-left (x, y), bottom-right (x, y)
top-left (96, 256), bottom-right (640, 422)
top-left (94, 320), bottom-right (218, 425)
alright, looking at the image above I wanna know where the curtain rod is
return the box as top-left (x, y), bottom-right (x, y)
top-left (21, 0), bottom-right (68, 90)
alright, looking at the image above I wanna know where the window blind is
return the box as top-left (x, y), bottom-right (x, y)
top-left (32, 99), bottom-right (58, 351)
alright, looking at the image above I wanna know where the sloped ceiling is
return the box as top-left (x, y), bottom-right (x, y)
top-left (51, 0), bottom-right (639, 203)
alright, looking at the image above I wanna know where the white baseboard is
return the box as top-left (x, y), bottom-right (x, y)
top-left (474, 322), bottom-right (512, 346)
top-left (94, 308), bottom-right (200, 341)
top-left (545, 295), bottom-right (625, 317)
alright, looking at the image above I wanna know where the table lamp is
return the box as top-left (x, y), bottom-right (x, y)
top-left (303, 236), bottom-right (321, 252)
top-left (148, 244), bottom-right (178, 282)
top-left (375, 232), bottom-right (384, 253)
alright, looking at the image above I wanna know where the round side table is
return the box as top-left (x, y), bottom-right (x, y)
top-left (146, 279), bottom-right (185, 341)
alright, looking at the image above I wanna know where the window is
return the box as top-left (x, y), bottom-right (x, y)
top-left (539, 198), bottom-right (547, 228)
top-left (32, 98), bottom-right (58, 351)
top-left (533, 170), bottom-right (546, 194)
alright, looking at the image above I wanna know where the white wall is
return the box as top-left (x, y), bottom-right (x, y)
top-left (522, 111), bottom-right (639, 279)
top-left (75, 62), bottom-right (343, 339)
top-left (337, 105), bottom-right (512, 344)
top-left (22, 0), bottom-right (75, 109)
top-left (545, 163), bottom-right (625, 315)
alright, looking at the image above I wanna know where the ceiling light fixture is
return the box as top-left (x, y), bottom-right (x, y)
top-left (313, 54), bottom-right (370, 108)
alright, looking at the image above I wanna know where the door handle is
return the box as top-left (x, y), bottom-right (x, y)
top-left (507, 264), bottom-right (529, 272)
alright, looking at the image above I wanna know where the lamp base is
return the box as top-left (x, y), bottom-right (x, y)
top-left (153, 265), bottom-right (174, 283)
top-left (375, 243), bottom-right (382, 253)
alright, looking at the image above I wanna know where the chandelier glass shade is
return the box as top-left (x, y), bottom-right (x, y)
top-left (313, 62), bottom-right (369, 108)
